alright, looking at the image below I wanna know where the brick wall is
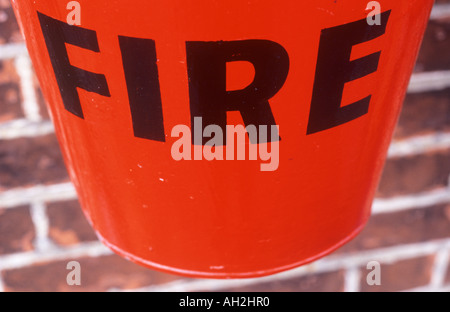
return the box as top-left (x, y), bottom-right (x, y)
top-left (1, 1), bottom-right (450, 292)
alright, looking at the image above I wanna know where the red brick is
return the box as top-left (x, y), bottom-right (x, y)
top-left (2, 254), bottom-right (184, 292)
top-left (0, 59), bottom-right (24, 122)
top-left (415, 18), bottom-right (450, 72)
top-left (377, 148), bottom-right (450, 198)
top-left (0, 134), bottom-right (69, 191)
top-left (394, 88), bottom-right (450, 139)
top-left (336, 204), bottom-right (450, 254)
top-left (217, 271), bottom-right (345, 292)
top-left (0, 1), bottom-right (24, 44)
top-left (47, 200), bottom-right (98, 246)
top-left (360, 256), bottom-right (435, 292)
top-left (0, 206), bottom-right (35, 255)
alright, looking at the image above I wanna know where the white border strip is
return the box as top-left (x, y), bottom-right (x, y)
top-left (0, 183), bottom-right (77, 209)
top-left (372, 187), bottom-right (450, 214)
top-left (344, 267), bottom-right (361, 292)
top-left (14, 54), bottom-right (41, 122)
top-left (0, 241), bottom-right (112, 271)
top-left (406, 284), bottom-right (450, 292)
top-left (388, 132), bottom-right (450, 158)
top-left (407, 70), bottom-right (450, 93)
top-left (430, 249), bottom-right (449, 289)
top-left (430, 4), bottom-right (450, 20)
top-left (0, 276), bottom-right (5, 292)
top-left (0, 43), bottom-right (27, 60)
top-left (29, 201), bottom-right (53, 252)
top-left (0, 119), bottom-right (54, 140)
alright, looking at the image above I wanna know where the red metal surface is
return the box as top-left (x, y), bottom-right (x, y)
top-left (12, 0), bottom-right (434, 278)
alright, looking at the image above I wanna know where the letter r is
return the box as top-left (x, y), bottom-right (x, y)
top-left (186, 39), bottom-right (289, 145)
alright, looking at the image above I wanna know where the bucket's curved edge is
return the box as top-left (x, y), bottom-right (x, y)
top-left (94, 215), bottom-right (370, 280)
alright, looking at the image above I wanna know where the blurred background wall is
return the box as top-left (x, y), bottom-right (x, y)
top-left (0, 0), bottom-right (449, 291)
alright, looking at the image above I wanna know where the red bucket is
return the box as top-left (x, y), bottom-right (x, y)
top-left (12, 0), bottom-right (434, 278)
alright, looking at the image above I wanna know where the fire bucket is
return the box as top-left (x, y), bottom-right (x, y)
top-left (12, 0), bottom-right (434, 278)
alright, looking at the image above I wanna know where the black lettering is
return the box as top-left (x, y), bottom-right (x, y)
top-left (119, 36), bottom-right (165, 142)
top-left (37, 12), bottom-right (110, 119)
top-left (186, 40), bottom-right (289, 145)
top-left (306, 11), bottom-right (391, 134)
